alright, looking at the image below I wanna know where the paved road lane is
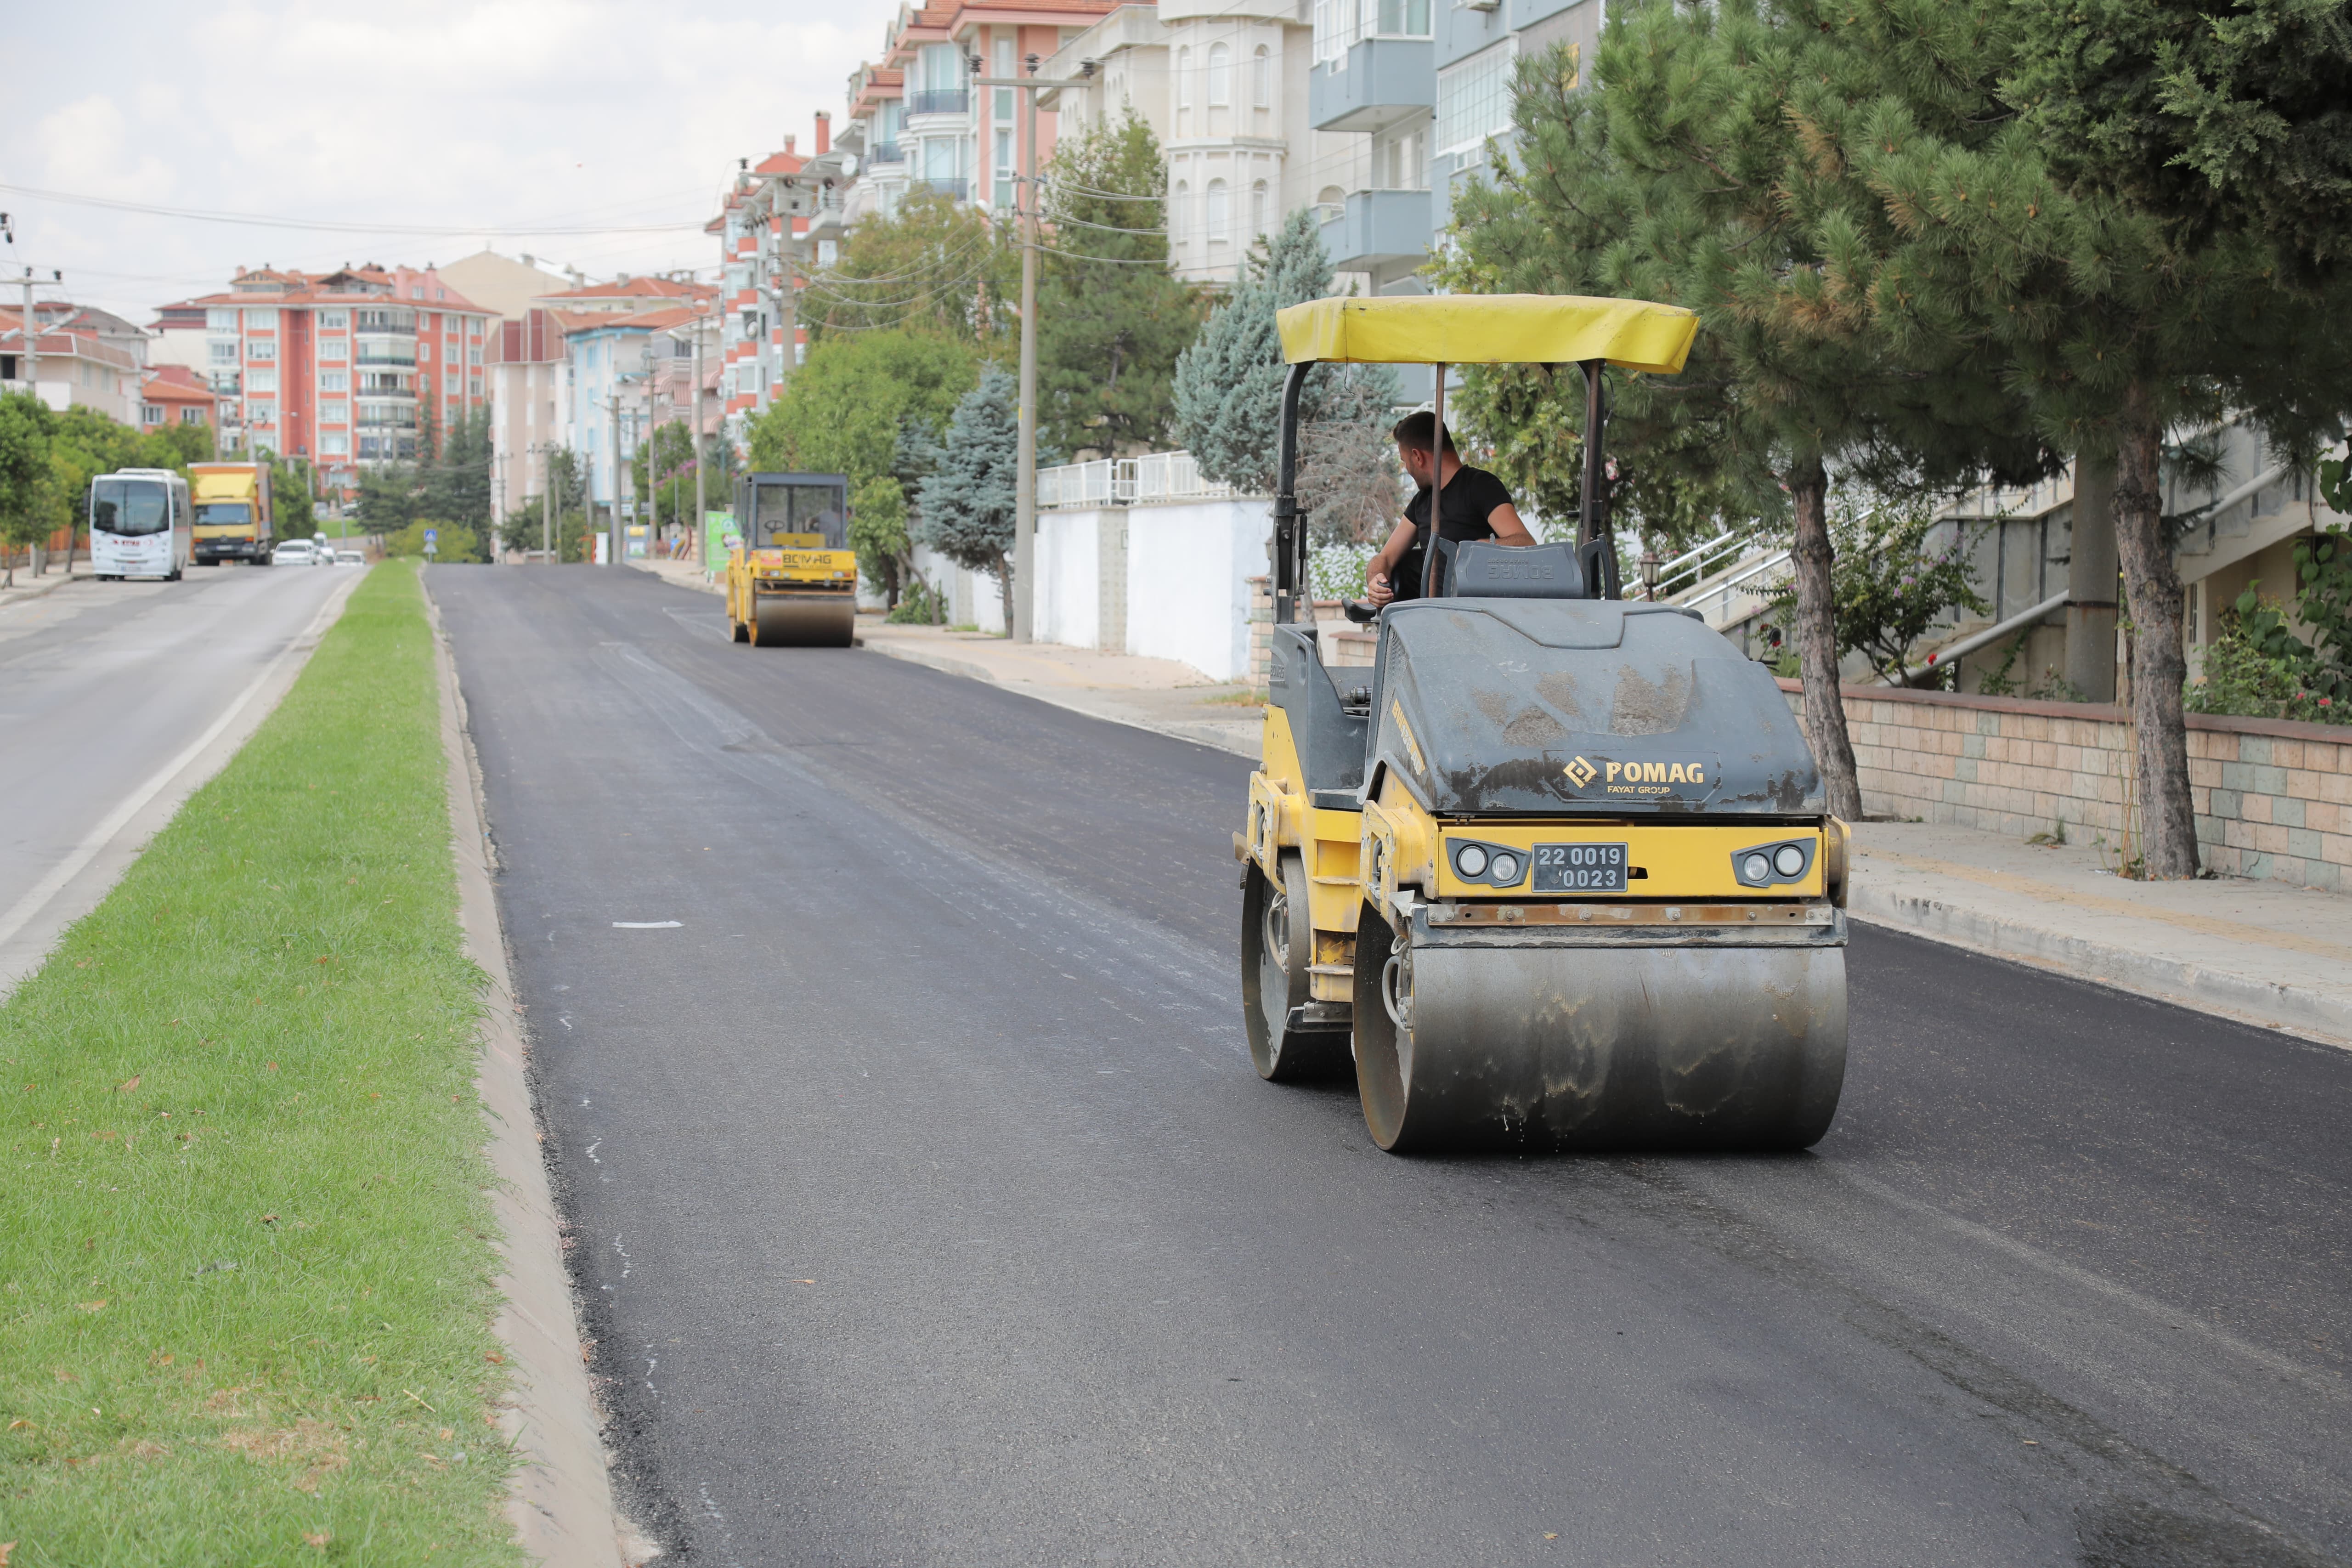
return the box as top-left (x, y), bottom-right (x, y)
top-left (0, 563), bottom-right (356, 986)
top-left (435, 565), bottom-right (2352, 1568)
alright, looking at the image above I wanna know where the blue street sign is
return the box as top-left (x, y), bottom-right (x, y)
top-left (424, 528), bottom-right (439, 543)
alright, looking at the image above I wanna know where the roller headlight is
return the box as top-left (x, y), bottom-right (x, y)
top-left (1489, 852), bottom-right (1521, 884)
top-left (1743, 853), bottom-right (1772, 882)
top-left (1774, 844), bottom-right (1806, 877)
top-left (1455, 843), bottom-right (1489, 878)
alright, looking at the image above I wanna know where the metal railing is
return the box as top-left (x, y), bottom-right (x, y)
top-left (908, 177), bottom-right (969, 202)
top-left (867, 142), bottom-right (906, 164)
top-left (1636, 527), bottom-right (1764, 600)
top-left (905, 89), bottom-right (969, 118)
top-left (1036, 450), bottom-right (1241, 509)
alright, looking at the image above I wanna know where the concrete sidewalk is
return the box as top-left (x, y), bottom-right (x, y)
top-left (628, 560), bottom-right (2348, 1045)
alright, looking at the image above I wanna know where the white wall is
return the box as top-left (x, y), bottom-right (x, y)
top-left (1124, 498), bottom-right (1271, 682)
top-left (1033, 508), bottom-right (1101, 650)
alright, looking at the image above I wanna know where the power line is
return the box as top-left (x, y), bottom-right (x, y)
top-left (0, 181), bottom-right (710, 238)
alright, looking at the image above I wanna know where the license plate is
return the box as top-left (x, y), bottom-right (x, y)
top-left (1532, 842), bottom-right (1628, 893)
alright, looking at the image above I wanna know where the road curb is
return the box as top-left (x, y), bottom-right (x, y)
top-left (0, 572), bottom-right (79, 611)
top-left (423, 572), bottom-right (650, 1568)
top-left (1847, 877), bottom-right (2351, 1047)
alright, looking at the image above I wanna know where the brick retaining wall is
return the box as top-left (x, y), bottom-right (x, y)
top-left (1781, 680), bottom-right (2350, 891)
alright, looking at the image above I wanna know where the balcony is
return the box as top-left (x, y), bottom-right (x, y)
top-left (354, 349), bottom-right (416, 368)
top-left (905, 88), bottom-right (969, 119)
top-left (355, 410), bottom-right (418, 429)
top-left (867, 142), bottom-right (905, 164)
top-left (909, 177), bottom-right (969, 203)
top-left (1310, 37), bottom-right (1435, 133)
top-left (1319, 187), bottom-right (1434, 272)
top-left (352, 317), bottom-right (416, 336)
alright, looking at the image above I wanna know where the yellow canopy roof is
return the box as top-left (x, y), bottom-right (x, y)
top-left (1276, 294), bottom-right (1697, 374)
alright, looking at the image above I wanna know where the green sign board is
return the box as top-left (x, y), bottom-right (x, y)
top-left (703, 509), bottom-right (738, 565)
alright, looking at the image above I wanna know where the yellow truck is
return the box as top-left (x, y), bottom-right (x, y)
top-left (187, 462), bottom-right (275, 566)
top-left (724, 472), bottom-right (858, 647)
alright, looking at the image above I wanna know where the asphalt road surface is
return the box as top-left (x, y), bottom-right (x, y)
top-left (435, 565), bottom-right (2352, 1568)
top-left (0, 560), bottom-right (355, 988)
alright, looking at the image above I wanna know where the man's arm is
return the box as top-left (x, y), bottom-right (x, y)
top-left (1363, 515), bottom-right (1420, 606)
top-left (1488, 502), bottom-right (1535, 545)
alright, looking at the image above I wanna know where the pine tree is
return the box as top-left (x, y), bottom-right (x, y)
top-left (1843, 0), bottom-right (2352, 875)
top-left (1038, 113), bottom-right (1203, 460)
top-left (1446, 4), bottom-right (2050, 819)
top-left (916, 363), bottom-right (1019, 628)
top-left (1172, 208), bottom-right (1400, 510)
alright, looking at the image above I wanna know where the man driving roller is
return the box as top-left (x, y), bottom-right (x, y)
top-left (1364, 411), bottom-right (1535, 606)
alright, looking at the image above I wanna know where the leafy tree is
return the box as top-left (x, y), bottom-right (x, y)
top-left (382, 518), bottom-right (486, 562)
top-left (805, 192), bottom-right (1016, 346)
top-left (746, 330), bottom-right (978, 602)
top-left (1762, 504), bottom-right (1987, 685)
top-left (916, 363), bottom-right (1018, 628)
top-left (354, 465), bottom-right (422, 540)
top-left (0, 391), bottom-right (57, 586)
top-left (269, 455), bottom-right (316, 538)
top-left (2003, 0), bottom-right (2352, 285)
top-left (1038, 113), bottom-right (1202, 459)
top-left (1296, 369), bottom-right (1406, 547)
top-left (1843, 0), bottom-right (2352, 875)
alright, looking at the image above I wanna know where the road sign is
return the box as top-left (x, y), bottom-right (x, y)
top-left (424, 528), bottom-right (439, 544)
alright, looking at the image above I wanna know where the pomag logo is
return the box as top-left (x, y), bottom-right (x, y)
top-left (1553, 751), bottom-right (1719, 801)
top-left (1562, 755), bottom-right (1597, 788)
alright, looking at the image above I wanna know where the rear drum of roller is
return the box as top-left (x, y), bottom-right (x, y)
top-left (751, 594), bottom-right (855, 648)
top-left (1352, 912), bottom-right (1847, 1153)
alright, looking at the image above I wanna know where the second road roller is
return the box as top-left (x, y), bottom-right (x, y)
top-left (1238, 294), bottom-right (1849, 1152)
top-left (725, 470), bottom-right (859, 647)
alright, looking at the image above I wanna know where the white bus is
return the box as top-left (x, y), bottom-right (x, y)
top-left (89, 468), bottom-right (192, 582)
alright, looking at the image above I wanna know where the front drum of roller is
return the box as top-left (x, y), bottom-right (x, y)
top-left (1352, 914), bottom-right (1847, 1153)
top-left (751, 594), bottom-right (856, 648)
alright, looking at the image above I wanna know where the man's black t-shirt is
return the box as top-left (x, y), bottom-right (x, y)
top-left (1393, 464), bottom-right (1515, 600)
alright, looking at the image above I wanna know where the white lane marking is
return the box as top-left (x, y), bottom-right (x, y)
top-left (0, 575), bottom-right (356, 956)
top-left (612, 920), bottom-right (681, 928)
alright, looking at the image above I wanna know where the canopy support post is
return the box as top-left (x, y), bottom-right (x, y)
top-left (1577, 358), bottom-right (1619, 600)
top-left (1421, 361), bottom-right (1449, 600)
top-left (1272, 360), bottom-right (1313, 626)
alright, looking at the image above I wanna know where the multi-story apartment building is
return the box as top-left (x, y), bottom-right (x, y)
top-left (161, 265), bottom-right (495, 494)
top-left (1040, 0), bottom-right (1361, 285)
top-left (1306, 0), bottom-right (1598, 293)
top-left (710, 129), bottom-right (862, 445)
top-left (1, 306), bottom-right (142, 423)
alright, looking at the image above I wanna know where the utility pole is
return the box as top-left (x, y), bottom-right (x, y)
top-left (976, 59), bottom-right (1091, 644)
top-left (692, 306), bottom-right (707, 566)
top-left (607, 390), bottom-right (623, 566)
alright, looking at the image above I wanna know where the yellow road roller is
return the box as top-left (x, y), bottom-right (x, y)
top-left (725, 471), bottom-right (858, 647)
top-left (1238, 295), bottom-right (1849, 1152)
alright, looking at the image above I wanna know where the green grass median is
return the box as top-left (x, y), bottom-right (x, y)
top-left (1, 562), bottom-right (525, 1565)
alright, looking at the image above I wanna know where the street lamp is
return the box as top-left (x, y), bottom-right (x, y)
top-left (1639, 545), bottom-right (1662, 600)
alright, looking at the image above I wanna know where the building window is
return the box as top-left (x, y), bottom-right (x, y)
top-left (995, 38), bottom-right (1014, 121)
top-left (209, 340), bottom-right (238, 364)
top-left (1208, 44), bottom-right (1231, 107)
top-left (320, 369), bottom-right (348, 391)
top-left (1251, 179), bottom-right (1269, 240)
top-left (206, 307), bottom-right (237, 331)
top-left (243, 307), bottom-right (277, 329)
top-left (322, 432), bottom-right (349, 455)
top-left (318, 309), bottom-right (348, 329)
top-left (248, 369), bottom-right (277, 393)
top-left (248, 399), bottom-right (275, 425)
top-left (470, 377), bottom-right (483, 397)
top-left (447, 371), bottom-right (460, 392)
top-left (1381, 0), bottom-right (1432, 31)
top-left (1176, 47), bottom-right (1192, 121)
top-left (317, 336), bottom-right (345, 359)
top-left (248, 340), bottom-right (276, 361)
top-left (468, 346), bottom-right (482, 366)
top-left (218, 400), bottom-right (238, 423)
top-left (1206, 179), bottom-right (1230, 245)
top-left (1437, 40), bottom-right (1515, 156)
top-left (142, 403), bottom-right (164, 425)
top-left (321, 399), bottom-right (348, 423)
top-left (420, 342), bottom-right (434, 362)
top-left (1172, 180), bottom-right (1190, 244)
top-left (1385, 127), bottom-right (1426, 189)
top-left (996, 129), bottom-right (1015, 208)
top-left (1253, 45), bottom-right (1272, 109)
top-left (181, 407), bottom-right (204, 426)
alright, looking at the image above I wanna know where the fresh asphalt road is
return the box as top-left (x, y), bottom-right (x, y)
top-left (435, 565), bottom-right (2352, 1568)
top-left (0, 560), bottom-right (354, 987)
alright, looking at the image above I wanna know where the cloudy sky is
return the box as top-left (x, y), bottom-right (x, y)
top-left (5, 0), bottom-right (905, 323)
